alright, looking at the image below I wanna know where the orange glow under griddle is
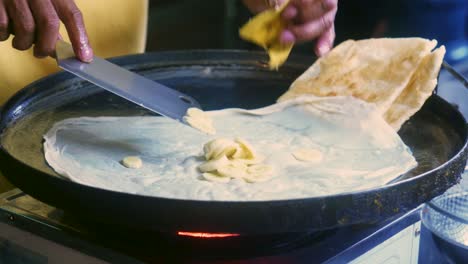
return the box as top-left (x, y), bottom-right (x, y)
top-left (177, 231), bottom-right (240, 238)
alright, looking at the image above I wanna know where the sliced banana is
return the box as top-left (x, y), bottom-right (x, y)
top-left (244, 165), bottom-right (274, 183)
top-left (121, 156), bottom-right (143, 169)
top-left (203, 138), bottom-right (238, 160)
top-left (292, 149), bottom-right (324, 163)
top-left (237, 155), bottom-right (265, 165)
top-left (217, 163), bottom-right (248, 179)
top-left (197, 155), bottom-right (229, 172)
top-left (183, 107), bottom-right (216, 135)
top-left (202, 172), bottom-right (230, 183)
top-left (247, 164), bottom-right (273, 176)
top-left (233, 138), bottom-right (256, 159)
top-left (198, 137), bottom-right (274, 184)
top-left (231, 145), bottom-right (246, 159)
top-left (243, 174), bottom-right (272, 183)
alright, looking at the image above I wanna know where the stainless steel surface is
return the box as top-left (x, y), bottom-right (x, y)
top-left (0, 189), bottom-right (75, 231)
top-left (438, 60), bottom-right (468, 121)
top-left (421, 190), bottom-right (468, 263)
top-left (442, 61), bottom-right (468, 90)
top-left (55, 40), bottom-right (200, 123)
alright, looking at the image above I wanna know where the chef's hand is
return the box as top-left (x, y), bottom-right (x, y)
top-left (0, 0), bottom-right (93, 62)
top-left (281, 0), bottom-right (337, 57)
top-left (242, 0), bottom-right (338, 57)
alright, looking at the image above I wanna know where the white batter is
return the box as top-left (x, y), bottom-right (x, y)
top-left (43, 96), bottom-right (417, 201)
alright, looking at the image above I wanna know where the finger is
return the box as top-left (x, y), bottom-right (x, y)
top-left (5, 0), bottom-right (35, 50)
top-left (28, 0), bottom-right (60, 58)
top-left (281, 5), bottom-right (298, 20)
top-left (288, 0), bottom-right (317, 18)
top-left (52, 0), bottom-right (93, 62)
top-left (314, 24), bottom-right (335, 57)
top-left (288, 9), bottom-right (336, 42)
top-left (280, 29), bottom-right (296, 44)
top-left (295, 0), bottom-right (336, 23)
top-left (0, 0), bottom-right (9, 40)
top-left (289, 0), bottom-right (316, 6)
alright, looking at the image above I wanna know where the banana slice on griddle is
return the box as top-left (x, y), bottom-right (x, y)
top-left (184, 108), bottom-right (216, 135)
top-left (232, 138), bottom-right (256, 159)
top-left (198, 155), bottom-right (230, 172)
top-left (203, 138), bottom-right (238, 160)
top-left (121, 156), bottom-right (143, 169)
top-left (197, 138), bottom-right (274, 184)
top-left (244, 164), bottom-right (274, 183)
top-left (202, 172), bottom-right (230, 183)
top-left (217, 162), bottom-right (248, 179)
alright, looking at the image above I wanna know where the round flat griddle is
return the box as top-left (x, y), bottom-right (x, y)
top-left (0, 50), bottom-right (466, 234)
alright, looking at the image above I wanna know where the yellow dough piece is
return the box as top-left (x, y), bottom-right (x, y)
top-left (121, 156), bottom-right (143, 169)
top-left (239, 0), bottom-right (293, 70)
top-left (292, 149), bottom-right (324, 163)
top-left (198, 138), bottom-right (273, 183)
top-left (183, 108), bottom-right (216, 135)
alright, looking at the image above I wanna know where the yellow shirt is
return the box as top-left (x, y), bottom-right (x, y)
top-left (0, 0), bottom-right (148, 104)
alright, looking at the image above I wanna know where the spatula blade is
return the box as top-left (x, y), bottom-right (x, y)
top-left (55, 40), bottom-right (200, 122)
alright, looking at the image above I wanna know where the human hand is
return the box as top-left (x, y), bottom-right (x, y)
top-left (280, 0), bottom-right (338, 57)
top-left (0, 0), bottom-right (93, 62)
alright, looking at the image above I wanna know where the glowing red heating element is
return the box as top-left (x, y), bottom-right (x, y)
top-left (177, 231), bottom-right (240, 238)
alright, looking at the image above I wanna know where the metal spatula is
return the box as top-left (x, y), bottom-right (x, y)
top-left (55, 40), bottom-right (201, 123)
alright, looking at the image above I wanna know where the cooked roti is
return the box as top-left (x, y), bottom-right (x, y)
top-left (383, 46), bottom-right (445, 129)
top-left (278, 38), bottom-right (445, 130)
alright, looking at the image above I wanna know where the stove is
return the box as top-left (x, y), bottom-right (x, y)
top-left (0, 187), bottom-right (426, 264)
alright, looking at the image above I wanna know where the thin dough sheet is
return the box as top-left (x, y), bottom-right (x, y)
top-left (43, 96), bottom-right (417, 201)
